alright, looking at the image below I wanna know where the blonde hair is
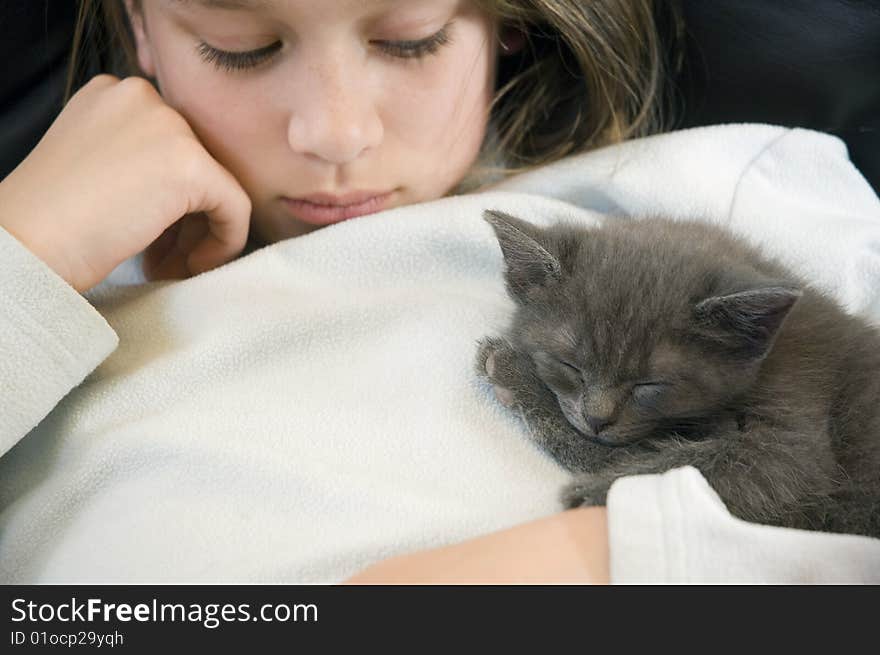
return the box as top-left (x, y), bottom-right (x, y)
top-left (66, 0), bottom-right (682, 189)
top-left (471, 1), bottom-right (681, 185)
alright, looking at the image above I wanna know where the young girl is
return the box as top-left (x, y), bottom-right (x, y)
top-left (0, 0), bottom-right (877, 583)
top-left (5, 0), bottom-right (667, 292)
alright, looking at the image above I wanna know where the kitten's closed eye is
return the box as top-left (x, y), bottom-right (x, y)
top-left (631, 382), bottom-right (669, 408)
top-left (532, 351), bottom-right (583, 391)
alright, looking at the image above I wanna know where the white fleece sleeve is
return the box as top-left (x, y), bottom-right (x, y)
top-left (0, 226), bottom-right (118, 458)
top-left (606, 466), bottom-right (880, 583)
top-left (725, 127), bottom-right (880, 319)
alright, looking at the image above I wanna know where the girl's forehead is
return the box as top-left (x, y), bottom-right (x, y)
top-left (173, 0), bottom-right (269, 8)
top-left (159, 0), bottom-right (477, 39)
top-left (165, 0), bottom-right (457, 14)
top-left (161, 0), bottom-right (470, 30)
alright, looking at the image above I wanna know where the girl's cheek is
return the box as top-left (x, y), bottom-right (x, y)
top-left (388, 57), bottom-right (491, 146)
top-left (156, 59), bottom-right (257, 152)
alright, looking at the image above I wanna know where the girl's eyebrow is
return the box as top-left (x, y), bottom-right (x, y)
top-left (175, 0), bottom-right (412, 10)
top-left (173, 0), bottom-right (269, 10)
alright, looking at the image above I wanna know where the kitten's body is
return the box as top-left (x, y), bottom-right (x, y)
top-left (478, 211), bottom-right (880, 537)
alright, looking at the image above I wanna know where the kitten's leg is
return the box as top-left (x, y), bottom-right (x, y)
top-left (561, 423), bottom-right (840, 532)
top-left (561, 474), bottom-right (617, 509)
top-left (476, 337), bottom-right (613, 472)
top-left (559, 437), bottom-right (736, 510)
top-left (812, 486), bottom-right (880, 539)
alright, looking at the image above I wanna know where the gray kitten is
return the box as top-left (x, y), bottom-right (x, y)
top-left (477, 210), bottom-right (880, 538)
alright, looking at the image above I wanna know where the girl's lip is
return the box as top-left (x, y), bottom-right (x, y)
top-left (282, 190), bottom-right (394, 225)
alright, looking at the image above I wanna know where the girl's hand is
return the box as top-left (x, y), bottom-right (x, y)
top-left (0, 75), bottom-right (251, 292)
top-left (344, 507), bottom-right (610, 584)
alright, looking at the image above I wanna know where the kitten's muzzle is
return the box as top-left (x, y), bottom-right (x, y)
top-left (568, 418), bottom-right (629, 448)
top-left (585, 415), bottom-right (613, 435)
top-left (571, 416), bottom-right (636, 447)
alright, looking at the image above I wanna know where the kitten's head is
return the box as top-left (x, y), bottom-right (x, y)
top-left (485, 210), bottom-right (801, 447)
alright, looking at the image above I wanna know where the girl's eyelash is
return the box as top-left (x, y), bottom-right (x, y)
top-left (196, 23), bottom-right (453, 72)
top-left (375, 24), bottom-right (453, 60)
top-left (196, 41), bottom-right (282, 72)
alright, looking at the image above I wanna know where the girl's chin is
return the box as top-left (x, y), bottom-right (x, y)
top-left (248, 214), bottom-right (318, 246)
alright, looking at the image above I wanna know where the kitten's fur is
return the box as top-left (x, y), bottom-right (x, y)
top-left (477, 210), bottom-right (880, 538)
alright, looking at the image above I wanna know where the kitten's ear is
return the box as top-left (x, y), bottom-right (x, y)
top-left (694, 285), bottom-right (802, 359)
top-left (483, 210), bottom-right (562, 303)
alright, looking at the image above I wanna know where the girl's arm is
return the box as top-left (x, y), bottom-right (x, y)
top-left (0, 224), bottom-right (118, 459)
top-left (0, 73), bottom-right (252, 458)
top-left (345, 467), bottom-right (880, 584)
top-left (345, 506), bottom-right (610, 584)
top-left (0, 74), bottom-right (251, 293)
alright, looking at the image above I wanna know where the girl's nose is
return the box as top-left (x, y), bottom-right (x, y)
top-left (286, 58), bottom-right (383, 165)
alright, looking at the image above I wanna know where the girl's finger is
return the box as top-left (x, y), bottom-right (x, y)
top-left (183, 160), bottom-right (252, 276)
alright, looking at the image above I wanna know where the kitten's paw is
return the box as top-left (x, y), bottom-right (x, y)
top-left (475, 337), bottom-right (502, 376)
top-left (476, 337), bottom-right (518, 407)
top-left (560, 476), bottom-right (611, 509)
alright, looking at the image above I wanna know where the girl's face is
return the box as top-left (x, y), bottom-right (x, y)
top-left (128, 0), bottom-right (498, 244)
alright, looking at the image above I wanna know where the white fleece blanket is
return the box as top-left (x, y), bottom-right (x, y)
top-left (1, 124), bottom-right (879, 583)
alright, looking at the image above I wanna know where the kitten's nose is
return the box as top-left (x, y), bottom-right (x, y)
top-left (585, 415), bottom-right (613, 435)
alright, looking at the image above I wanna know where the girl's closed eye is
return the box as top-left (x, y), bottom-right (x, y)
top-left (195, 40), bottom-right (282, 71)
top-left (196, 22), bottom-right (454, 72)
top-left (374, 22), bottom-right (453, 60)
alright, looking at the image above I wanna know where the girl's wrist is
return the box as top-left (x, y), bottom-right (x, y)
top-left (0, 208), bottom-right (78, 290)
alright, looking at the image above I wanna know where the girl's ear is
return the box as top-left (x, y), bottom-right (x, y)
top-left (124, 0), bottom-right (157, 77)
